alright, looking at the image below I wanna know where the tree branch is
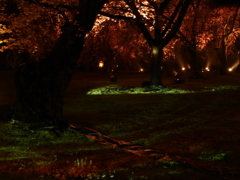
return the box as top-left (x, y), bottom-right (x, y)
top-left (158, 0), bottom-right (171, 13)
top-left (124, 0), bottom-right (143, 22)
top-left (176, 30), bottom-right (191, 46)
top-left (99, 11), bottom-right (133, 21)
top-left (160, 0), bottom-right (184, 39)
top-left (161, 0), bottom-right (191, 48)
top-left (100, 10), bottom-right (154, 46)
top-left (124, 0), bottom-right (154, 46)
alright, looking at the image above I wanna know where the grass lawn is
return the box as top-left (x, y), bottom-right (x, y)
top-left (0, 70), bottom-right (240, 179)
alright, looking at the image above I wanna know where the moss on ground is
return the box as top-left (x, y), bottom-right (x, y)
top-left (87, 85), bottom-right (193, 95)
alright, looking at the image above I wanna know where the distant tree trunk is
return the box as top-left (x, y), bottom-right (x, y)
top-left (150, 45), bottom-right (163, 86)
top-left (218, 6), bottom-right (238, 75)
top-left (188, 43), bottom-right (201, 77)
top-left (219, 41), bottom-right (228, 75)
top-left (11, 0), bottom-right (107, 127)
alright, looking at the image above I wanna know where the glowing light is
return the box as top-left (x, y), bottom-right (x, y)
top-left (139, 68), bottom-right (144, 72)
top-left (229, 68), bottom-right (232, 72)
top-left (182, 67), bottom-right (185, 71)
top-left (152, 47), bottom-right (158, 55)
top-left (98, 61), bottom-right (104, 68)
top-left (205, 67), bottom-right (210, 71)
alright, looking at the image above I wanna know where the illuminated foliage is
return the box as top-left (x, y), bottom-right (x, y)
top-left (0, 0), bottom-right (80, 61)
top-left (1, 0), bottom-right (239, 73)
top-left (79, 19), bottom-right (151, 72)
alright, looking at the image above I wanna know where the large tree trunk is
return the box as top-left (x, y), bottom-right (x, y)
top-left (12, 0), bottom-right (107, 128)
top-left (150, 45), bottom-right (164, 87)
top-left (12, 25), bottom-right (85, 127)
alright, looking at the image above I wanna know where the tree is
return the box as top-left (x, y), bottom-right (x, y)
top-left (172, 1), bottom-right (240, 75)
top-left (1, 0), bottom-right (107, 127)
top-left (217, 7), bottom-right (239, 74)
top-left (101, 0), bottom-right (192, 87)
top-left (203, 5), bottom-right (240, 74)
top-left (175, 0), bottom-right (211, 76)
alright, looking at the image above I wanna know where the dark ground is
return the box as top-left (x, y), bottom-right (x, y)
top-left (0, 70), bottom-right (240, 180)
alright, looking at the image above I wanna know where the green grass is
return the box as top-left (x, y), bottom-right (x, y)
top-left (198, 152), bottom-right (227, 161)
top-left (0, 122), bottom-right (94, 145)
top-left (0, 121), bottom-right (106, 167)
top-left (86, 88), bottom-right (240, 177)
top-left (204, 85), bottom-right (240, 92)
top-left (87, 84), bottom-right (240, 95)
top-left (87, 85), bottom-right (193, 95)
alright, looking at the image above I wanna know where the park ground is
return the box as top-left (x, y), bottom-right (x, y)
top-left (0, 70), bottom-right (240, 180)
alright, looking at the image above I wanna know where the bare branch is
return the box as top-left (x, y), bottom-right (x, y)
top-left (99, 11), bottom-right (134, 21)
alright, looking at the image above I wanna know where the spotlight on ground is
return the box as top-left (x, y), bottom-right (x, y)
top-left (228, 68), bottom-right (233, 72)
top-left (205, 67), bottom-right (210, 71)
